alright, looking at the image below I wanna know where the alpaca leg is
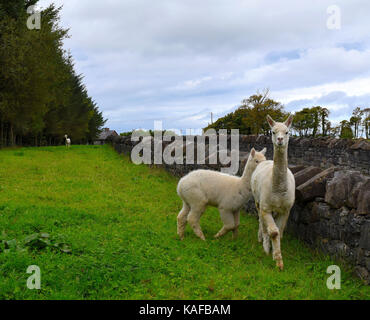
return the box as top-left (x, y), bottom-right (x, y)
top-left (232, 211), bottom-right (240, 240)
top-left (258, 212), bottom-right (263, 243)
top-left (261, 219), bottom-right (270, 254)
top-left (261, 211), bottom-right (279, 238)
top-left (271, 233), bottom-right (283, 270)
top-left (257, 207), bottom-right (268, 249)
top-left (256, 202), bottom-right (263, 243)
top-left (187, 205), bottom-right (206, 240)
top-left (261, 210), bottom-right (283, 270)
top-left (177, 201), bottom-right (190, 240)
top-left (258, 219), bottom-right (263, 243)
top-left (275, 212), bottom-right (290, 239)
top-left (215, 209), bottom-right (235, 238)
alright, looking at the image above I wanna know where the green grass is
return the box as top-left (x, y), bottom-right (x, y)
top-left (0, 145), bottom-right (368, 300)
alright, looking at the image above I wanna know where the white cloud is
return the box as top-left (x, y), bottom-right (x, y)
top-left (38, 0), bottom-right (370, 132)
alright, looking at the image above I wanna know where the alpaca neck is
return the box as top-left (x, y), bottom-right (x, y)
top-left (272, 146), bottom-right (288, 192)
top-left (241, 162), bottom-right (254, 188)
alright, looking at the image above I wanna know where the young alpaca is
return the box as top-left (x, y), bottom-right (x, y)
top-left (65, 135), bottom-right (71, 148)
top-left (177, 148), bottom-right (266, 241)
top-left (251, 115), bottom-right (295, 270)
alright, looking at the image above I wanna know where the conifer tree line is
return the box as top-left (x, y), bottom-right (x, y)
top-left (0, 1), bottom-right (106, 147)
top-left (205, 89), bottom-right (370, 139)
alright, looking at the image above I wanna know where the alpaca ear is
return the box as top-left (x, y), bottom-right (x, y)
top-left (261, 147), bottom-right (266, 155)
top-left (284, 114), bottom-right (293, 128)
top-left (250, 148), bottom-right (256, 158)
top-left (266, 115), bottom-right (275, 128)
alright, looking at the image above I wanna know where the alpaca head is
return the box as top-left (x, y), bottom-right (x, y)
top-left (65, 134), bottom-right (68, 139)
top-left (247, 147), bottom-right (267, 171)
top-left (266, 114), bottom-right (293, 149)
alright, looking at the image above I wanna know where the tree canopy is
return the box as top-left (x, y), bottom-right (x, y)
top-left (0, 1), bottom-right (105, 147)
top-left (204, 89), bottom-right (287, 135)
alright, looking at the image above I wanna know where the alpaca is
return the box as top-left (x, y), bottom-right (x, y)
top-left (177, 148), bottom-right (266, 240)
top-left (251, 115), bottom-right (295, 270)
top-left (65, 135), bottom-right (71, 148)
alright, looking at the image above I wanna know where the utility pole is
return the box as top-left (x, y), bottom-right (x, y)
top-left (211, 112), bottom-right (213, 124)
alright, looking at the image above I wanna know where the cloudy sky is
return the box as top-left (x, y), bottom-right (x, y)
top-left (38, 0), bottom-right (370, 133)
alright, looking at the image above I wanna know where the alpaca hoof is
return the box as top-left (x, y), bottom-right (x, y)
top-left (276, 260), bottom-right (284, 271)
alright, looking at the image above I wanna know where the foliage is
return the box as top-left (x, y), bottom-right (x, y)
top-left (363, 108), bottom-right (370, 139)
top-left (292, 106), bottom-right (330, 137)
top-left (0, 145), bottom-right (368, 299)
top-left (340, 120), bottom-right (354, 139)
top-left (0, 1), bottom-right (105, 147)
top-left (350, 107), bottom-right (363, 139)
top-left (205, 90), bottom-right (368, 140)
top-left (0, 232), bottom-right (71, 254)
top-left (120, 131), bottom-right (133, 137)
top-left (205, 89), bottom-right (287, 135)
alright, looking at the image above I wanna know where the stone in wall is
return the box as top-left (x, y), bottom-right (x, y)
top-left (296, 167), bottom-right (337, 202)
top-left (325, 170), bottom-right (370, 215)
top-left (294, 166), bottom-right (323, 187)
top-left (357, 179), bottom-right (370, 215)
top-left (289, 165), bottom-right (306, 174)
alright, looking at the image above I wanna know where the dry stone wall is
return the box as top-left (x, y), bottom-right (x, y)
top-left (238, 135), bottom-right (370, 175)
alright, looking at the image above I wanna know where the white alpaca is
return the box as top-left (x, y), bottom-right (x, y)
top-left (251, 115), bottom-right (295, 270)
top-left (65, 135), bottom-right (71, 148)
top-left (177, 148), bottom-right (266, 240)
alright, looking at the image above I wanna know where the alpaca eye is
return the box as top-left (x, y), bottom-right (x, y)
top-left (272, 132), bottom-right (275, 135)
top-left (255, 160), bottom-right (258, 163)
top-left (286, 131), bottom-right (288, 135)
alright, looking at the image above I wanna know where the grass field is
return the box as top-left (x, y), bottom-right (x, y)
top-left (0, 145), bottom-right (368, 300)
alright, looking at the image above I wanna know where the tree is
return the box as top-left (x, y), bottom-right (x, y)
top-left (292, 106), bottom-right (329, 137)
top-left (318, 107), bottom-right (330, 136)
top-left (205, 89), bottom-right (287, 134)
top-left (350, 107), bottom-right (363, 138)
top-left (240, 89), bottom-right (287, 135)
top-left (340, 120), bottom-right (353, 139)
top-left (293, 108), bottom-right (315, 137)
top-left (311, 106), bottom-right (321, 137)
top-left (362, 108), bottom-right (370, 139)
